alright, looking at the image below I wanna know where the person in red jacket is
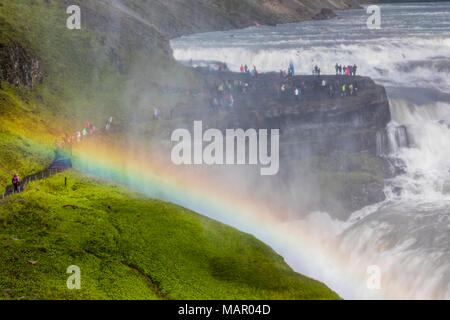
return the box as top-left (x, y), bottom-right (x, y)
top-left (12, 174), bottom-right (20, 193)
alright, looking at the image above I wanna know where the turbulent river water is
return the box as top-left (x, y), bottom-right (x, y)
top-left (171, 3), bottom-right (450, 299)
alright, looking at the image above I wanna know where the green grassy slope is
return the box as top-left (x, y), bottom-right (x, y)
top-left (0, 0), bottom-right (200, 187)
top-left (0, 0), bottom-right (341, 300)
top-left (0, 83), bottom-right (55, 187)
top-left (0, 170), bottom-right (340, 300)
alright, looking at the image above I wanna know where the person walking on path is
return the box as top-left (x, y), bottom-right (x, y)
top-left (12, 174), bottom-right (20, 194)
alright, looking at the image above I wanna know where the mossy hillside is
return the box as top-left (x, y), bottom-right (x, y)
top-left (0, 0), bottom-right (201, 186)
top-left (0, 83), bottom-right (56, 188)
top-left (0, 0), bottom-right (201, 127)
top-left (0, 170), bottom-right (340, 300)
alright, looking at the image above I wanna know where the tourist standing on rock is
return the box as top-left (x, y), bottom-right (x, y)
top-left (289, 63), bottom-right (295, 77)
top-left (335, 63), bottom-right (339, 75)
top-left (343, 66), bottom-right (347, 75)
top-left (240, 64), bottom-right (244, 73)
top-left (353, 64), bottom-right (357, 76)
top-left (12, 174), bottom-right (20, 194)
top-left (253, 66), bottom-right (258, 78)
top-left (329, 84), bottom-right (334, 97)
top-left (294, 88), bottom-right (299, 100)
top-left (338, 64), bottom-right (342, 75)
top-left (342, 83), bottom-right (347, 96)
top-left (349, 83), bottom-right (354, 96)
top-left (313, 65), bottom-right (321, 77)
top-left (244, 64), bottom-right (249, 73)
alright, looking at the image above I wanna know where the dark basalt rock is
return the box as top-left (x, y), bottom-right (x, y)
top-left (0, 42), bottom-right (43, 90)
top-left (312, 8), bottom-right (337, 20)
top-left (167, 69), bottom-right (393, 217)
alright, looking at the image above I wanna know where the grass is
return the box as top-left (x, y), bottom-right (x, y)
top-left (0, 170), bottom-right (340, 300)
top-left (0, 83), bottom-right (55, 188)
top-left (0, 0), bottom-right (342, 300)
top-left (0, 0), bottom-right (199, 185)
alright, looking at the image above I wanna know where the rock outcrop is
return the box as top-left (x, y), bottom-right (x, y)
top-left (312, 8), bottom-right (338, 20)
top-left (0, 42), bottom-right (43, 90)
top-left (168, 70), bottom-right (392, 217)
top-left (104, 0), bottom-right (362, 39)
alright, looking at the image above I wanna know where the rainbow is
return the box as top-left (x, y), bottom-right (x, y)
top-left (70, 138), bottom-right (401, 300)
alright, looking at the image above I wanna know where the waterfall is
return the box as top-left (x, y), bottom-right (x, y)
top-left (376, 123), bottom-right (410, 157)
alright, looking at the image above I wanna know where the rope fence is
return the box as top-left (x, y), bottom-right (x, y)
top-left (1, 157), bottom-right (72, 199)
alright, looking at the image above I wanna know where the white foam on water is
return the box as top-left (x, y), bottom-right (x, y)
top-left (170, 2), bottom-right (450, 299)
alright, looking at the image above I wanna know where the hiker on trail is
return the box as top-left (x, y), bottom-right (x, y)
top-left (153, 108), bottom-right (161, 120)
top-left (105, 116), bottom-right (114, 131)
top-left (240, 64), bottom-right (244, 73)
top-left (82, 127), bottom-right (87, 139)
top-left (12, 174), bottom-right (19, 194)
top-left (335, 63), bottom-right (339, 75)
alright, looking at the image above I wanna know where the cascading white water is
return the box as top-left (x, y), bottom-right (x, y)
top-left (338, 99), bottom-right (450, 299)
top-left (171, 2), bottom-right (450, 299)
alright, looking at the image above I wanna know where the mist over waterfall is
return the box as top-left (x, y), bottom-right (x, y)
top-left (171, 2), bottom-right (450, 299)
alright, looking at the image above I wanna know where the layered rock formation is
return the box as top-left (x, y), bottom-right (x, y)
top-left (0, 41), bottom-right (43, 89)
top-left (167, 70), bottom-right (392, 217)
top-left (100, 0), bottom-right (361, 39)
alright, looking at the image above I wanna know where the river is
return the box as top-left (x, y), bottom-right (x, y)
top-left (170, 2), bottom-right (450, 299)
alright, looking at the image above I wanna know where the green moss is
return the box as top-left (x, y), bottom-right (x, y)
top-left (0, 170), bottom-right (340, 300)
